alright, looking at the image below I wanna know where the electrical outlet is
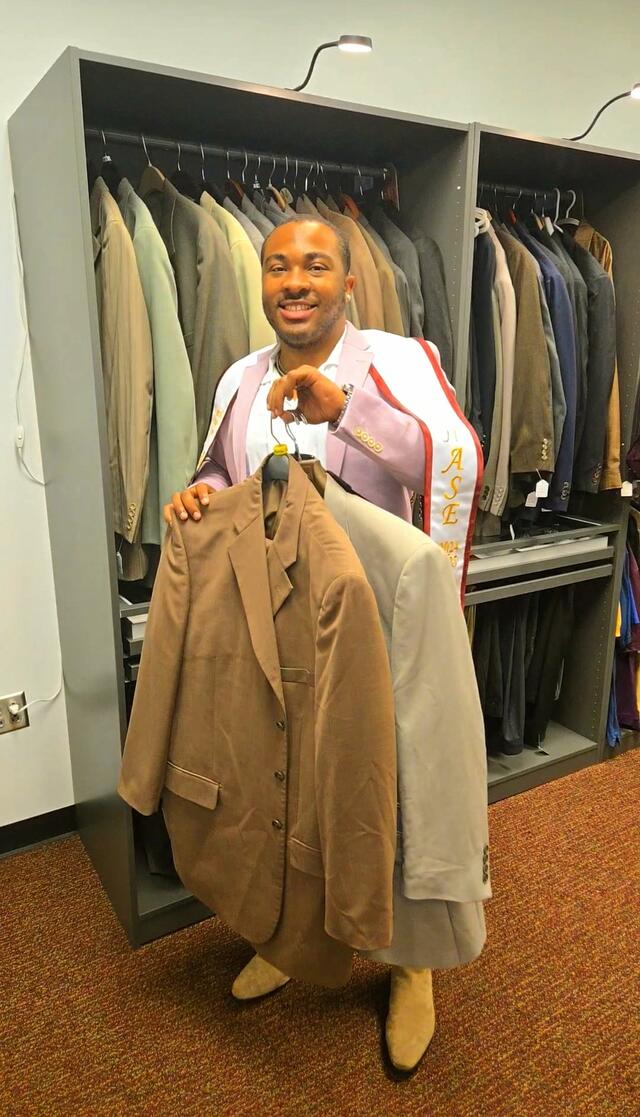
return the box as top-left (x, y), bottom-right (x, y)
top-left (0, 692), bottom-right (29, 735)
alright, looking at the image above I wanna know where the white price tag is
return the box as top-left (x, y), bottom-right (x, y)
top-left (536, 478), bottom-right (549, 498)
top-left (525, 490), bottom-right (538, 508)
top-left (621, 481), bottom-right (633, 497)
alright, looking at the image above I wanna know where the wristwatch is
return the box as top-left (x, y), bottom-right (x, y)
top-left (329, 383), bottom-right (354, 430)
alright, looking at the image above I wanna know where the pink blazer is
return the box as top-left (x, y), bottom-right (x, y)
top-left (194, 323), bottom-right (428, 523)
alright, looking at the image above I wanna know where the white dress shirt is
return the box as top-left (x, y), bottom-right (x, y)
top-left (245, 328), bottom-right (347, 475)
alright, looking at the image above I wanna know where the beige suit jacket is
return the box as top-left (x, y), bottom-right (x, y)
top-left (357, 219), bottom-right (405, 335)
top-left (294, 195), bottom-right (361, 328)
top-left (323, 472), bottom-right (489, 969)
top-left (118, 180), bottom-right (197, 546)
top-left (141, 176), bottom-right (249, 448)
top-left (200, 191), bottom-right (275, 351)
top-left (314, 199), bottom-right (385, 330)
top-left (118, 459), bottom-right (396, 987)
top-left (90, 177), bottom-right (152, 544)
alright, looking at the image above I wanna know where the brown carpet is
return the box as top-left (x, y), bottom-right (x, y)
top-left (2, 752), bottom-right (639, 1117)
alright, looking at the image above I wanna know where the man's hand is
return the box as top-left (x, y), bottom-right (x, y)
top-left (267, 366), bottom-right (346, 426)
top-left (163, 483), bottom-right (215, 524)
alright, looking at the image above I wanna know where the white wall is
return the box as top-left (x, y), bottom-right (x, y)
top-left (2, 0), bottom-right (640, 826)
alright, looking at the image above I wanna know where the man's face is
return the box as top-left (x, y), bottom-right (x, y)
top-left (262, 222), bottom-right (355, 349)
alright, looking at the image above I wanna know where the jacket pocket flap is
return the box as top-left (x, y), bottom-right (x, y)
top-left (164, 762), bottom-right (220, 810)
top-left (288, 837), bottom-right (323, 878)
top-left (281, 667), bottom-right (313, 684)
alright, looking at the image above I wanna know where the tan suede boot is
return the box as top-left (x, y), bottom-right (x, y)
top-left (385, 966), bottom-right (436, 1072)
top-left (231, 953), bottom-right (291, 1001)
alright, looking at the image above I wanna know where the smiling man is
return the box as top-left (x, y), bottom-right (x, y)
top-left (163, 216), bottom-right (483, 1072)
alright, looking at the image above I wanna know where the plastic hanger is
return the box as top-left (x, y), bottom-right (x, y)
top-left (96, 130), bottom-right (123, 196)
top-left (558, 189), bottom-right (580, 228)
top-left (262, 416), bottom-right (301, 484)
top-left (138, 135), bottom-right (166, 196)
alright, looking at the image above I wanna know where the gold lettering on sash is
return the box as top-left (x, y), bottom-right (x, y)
top-left (442, 503), bottom-right (460, 525)
top-left (440, 540), bottom-right (461, 568)
top-left (441, 447), bottom-right (463, 474)
top-left (444, 475), bottom-right (462, 500)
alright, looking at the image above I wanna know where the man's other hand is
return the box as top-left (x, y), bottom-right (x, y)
top-left (163, 483), bottom-right (215, 524)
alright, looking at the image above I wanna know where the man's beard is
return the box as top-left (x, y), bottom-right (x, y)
top-left (268, 292), bottom-right (346, 349)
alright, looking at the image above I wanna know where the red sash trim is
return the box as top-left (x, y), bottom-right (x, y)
top-left (368, 364), bottom-right (434, 535)
top-left (415, 340), bottom-right (484, 599)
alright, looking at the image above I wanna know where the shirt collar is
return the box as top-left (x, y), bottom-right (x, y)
top-left (270, 325), bottom-right (347, 376)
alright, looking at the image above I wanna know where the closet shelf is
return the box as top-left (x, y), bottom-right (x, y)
top-left (464, 561), bottom-right (613, 605)
top-left (487, 722), bottom-right (599, 803)
top-left (134, 844), bottom-right (210, 945)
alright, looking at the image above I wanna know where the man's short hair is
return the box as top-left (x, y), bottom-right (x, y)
top-left (261, 217), bottom-right (351, 275)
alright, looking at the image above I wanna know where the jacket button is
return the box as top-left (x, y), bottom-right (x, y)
top-left (272, 818), bottom-right (284, 830)
top-left (276, 720), bottom-right (286, 731)
top-left (274, 770), bottom-right (286, 782)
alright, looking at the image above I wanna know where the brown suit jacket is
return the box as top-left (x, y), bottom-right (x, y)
top-left (118, 459), bottom-right (396, 986)
top-left (90, 177), bottom-right (153, 544)
top-left (142, 176), bottom-right (249, 447)
top-left (495, 227), bottom-right (554, 476)
top-left (315, 199), bottom-right (385, 330)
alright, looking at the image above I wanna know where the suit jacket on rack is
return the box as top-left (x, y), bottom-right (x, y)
top-left (142, 176), bottom-right (249, 448)
top-left (561, 233), bottom-right (616, 493)
top-left (118, 458), bottom-right (397, 987)
top-left (200, 191), bottom-right (275, 351)
top-left (574, 223), bottom-right (621, 491)
top-left (118, 179), bottom-right (198, 546)
top-left (397, 219), bottom-right (454, 377)
top-left (359, 214), bottom-right (411, 335)
top-left (90, 177), bottom-right (153, 545)
top-left (370, 206), bottom-right (425, 338)
top-left (223, 197), bottom-right (264, 257)
top-left (494, 227), bottom-right (554, 479)
top-left (314, 198), bottom-right (386, 330)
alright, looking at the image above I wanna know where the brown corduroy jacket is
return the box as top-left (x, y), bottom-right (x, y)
top-left (118, 458), bottom-right (397, 986)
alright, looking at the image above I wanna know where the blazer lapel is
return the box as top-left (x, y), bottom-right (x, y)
top-left (228, 462), bottom-right (309, 709)
top-left (232, 349), bottom-right (274, 481)
top-left (228, 477), bottom-right (285, 710)
top-left (326, 324), bottom-right (373, 476)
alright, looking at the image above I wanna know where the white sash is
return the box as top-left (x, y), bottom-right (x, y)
top-left (361, 331), bottom-right (482, 597)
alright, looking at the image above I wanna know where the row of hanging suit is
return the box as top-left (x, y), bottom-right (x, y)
top-left (467, 587), bottom-right (574, 757)
top-left (90, 160), bottom-right (452, 579)
top-left (469, 206), bottom-right (620, 534)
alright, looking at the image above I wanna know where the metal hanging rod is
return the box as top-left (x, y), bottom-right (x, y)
top-left (85, 127), bottom-right (389, 181)
top-left (478, 180), bottom-right (578, 208)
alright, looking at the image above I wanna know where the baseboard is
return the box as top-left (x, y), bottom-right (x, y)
top-left (0, 805), bottom-right (77, 857)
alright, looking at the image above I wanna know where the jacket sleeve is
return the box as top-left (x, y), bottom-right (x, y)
top-left (314, 572), bottom-right (397, 951)
top-left (117, 517), bottom-right (190, 814)
top-left (392, 543), bottom-right (491, 903)
top-left (191, 396), bottom-right (235, 490)
top-left (332, 386), bottom-right (427, 493)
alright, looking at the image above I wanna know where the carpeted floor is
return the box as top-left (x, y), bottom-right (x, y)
top-left (2, 752), bottom-right (639, 1117)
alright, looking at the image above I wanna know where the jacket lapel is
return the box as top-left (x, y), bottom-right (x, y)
top-left (326, 324), bottom-right (373, 476)
top-left (228, 462), bottom-right (309, 709)
top-left (232, 349), bottom-right (274, 481)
